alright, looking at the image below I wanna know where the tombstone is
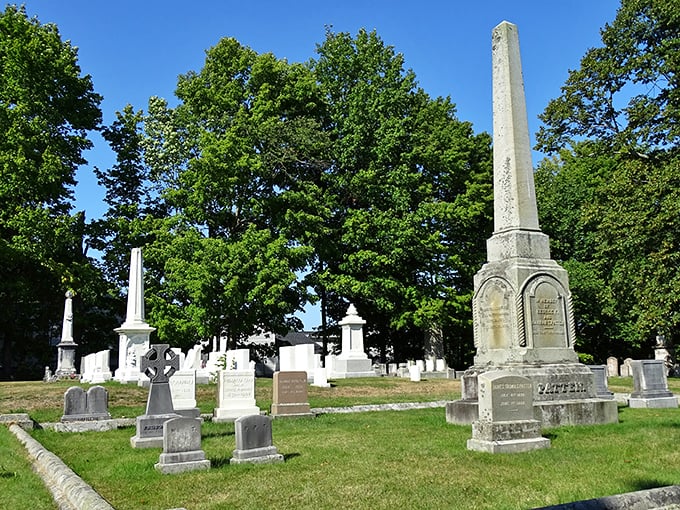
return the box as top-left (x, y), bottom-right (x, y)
top-left (425, 358), bottom-right (435, 372)
top-left (213, 370), bottom-right (260, 422)
top-left (409, 364), bottom-right (421, 382)
top-left (588, 365), bottom-right (614, 400)
top-left (467, 372), bottom-right (550, 453)
top-left (183, 345), bottom-right (202, 371)
top-left (620, 358), bottom-right (633, 377)
top-left (154, 417), bottom-right (210, 474)
top-left (114, 249), bottom-right (155, 384)
top-left (131, 344), bottom-right (181, 448)
top-left (79, 353), bottom-right (96, 383)
top-left (43, 366), bottom-right (54, 383)
top-left (55, 291), bottom-right (78, 379)
top-left (271, 371), bottom-right (314, 418)
top-left (328, 304), bottom-right (377, 379)
top-left (230, 415), bottom-right (284, 465)
top-left (312, 367), bottom-right (330, 388)
top-left (446, 21), bottom-right (617, 428)
top-left (436, 358), bottom-right (447, 372)
top-left (61, 386), bottom-right (112, 422)
top-left (606, 357), bottom-right (619, 378)
top-left (278, 346), bottom-right (296, 372)
top-left (388, 363), bottom-right (398, 376)
top-left (226, 348), bottom-right (250, 371)
top-left (629, 360), bottom-right (678, 408)
top-left (654, 335), bottom-right (676, 376)
top-left (90, 350), bottom-right (112, 384)
top-left (169, 370), bottom-right (200, 418)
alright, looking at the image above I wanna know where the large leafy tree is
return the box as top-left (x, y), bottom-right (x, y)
top-left (0, 6), bottom-right (104, 378)
top-left (311, 29), bottom-right (492, 365)
top-left (535, 0), bottom-right (680, 358)
top-left (136, 40), bottom-right (325, 349)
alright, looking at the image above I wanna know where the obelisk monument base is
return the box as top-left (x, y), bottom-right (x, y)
top-left (446, 21), bottom-right (617, 428)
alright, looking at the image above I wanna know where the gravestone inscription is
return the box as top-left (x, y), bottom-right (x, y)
top-left (467, 371), bottom-right (550, 454)
top-left (271, 371), bottom-right (313, 418)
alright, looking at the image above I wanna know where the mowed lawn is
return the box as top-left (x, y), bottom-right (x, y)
top-left (2, 377), bottom-right (680, 509)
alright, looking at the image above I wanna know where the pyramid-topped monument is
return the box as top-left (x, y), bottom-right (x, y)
top-left (446, 21), bottom-right (618, 427)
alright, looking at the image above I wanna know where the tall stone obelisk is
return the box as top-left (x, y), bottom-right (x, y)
top-left (55, 291), bottom-right (78, 378)
top-left (114, 248), bottom-right (156, 383)
top-left (446, 21), bottom-right (617, 427)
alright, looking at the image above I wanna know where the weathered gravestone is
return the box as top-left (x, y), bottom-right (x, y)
top-left (620, 357), bottom-right (633, 377)
top-left (169, 370), bottom-right (200, 418)
top-left (446, 21), bottom-right (617, 428)
top-left (467, 372), bottom-right (550, 453)
top-left (629, 360), bottom-right (678, 408)
top-left (131, 344), bottom-right (181, 448)
top-left (606, 357), bottom-right (619, 378)
top-left (588, 365), bottom-right (614, 400)
top-left (62, 386), bottom-right (112, 422)
top-left (213, 370), bottom-right (260, 422)
top-left (154, 417), bottom-right (210, 474)
top-left (230, 414), bottom-right (284, 464)
top-left (271, 371), bottom-right (314, 418)
top-left (59, 385), bottom-right (115, 432)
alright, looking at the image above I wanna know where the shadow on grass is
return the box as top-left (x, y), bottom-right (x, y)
top-left (209, 456), bottom-right (231, 468)
top-left (629, 479), bottom-right (674, 491)
top-left (283, 452), bottom-right (300, 461)
top-left (203, 429), bottom-right (234, 439)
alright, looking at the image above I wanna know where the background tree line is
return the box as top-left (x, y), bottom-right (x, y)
top-left (1, 0), bottom-right (676, 379)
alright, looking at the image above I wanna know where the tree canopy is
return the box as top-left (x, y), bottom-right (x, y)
top-left (0, 5), bottom-right (109, 379)
top-left (535, 0), bottom-right (680, 360)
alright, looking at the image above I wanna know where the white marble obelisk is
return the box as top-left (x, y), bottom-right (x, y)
top-left (114, 248), bottom-right (156, 383)
top-left (446, 22), bottom-right (617, 428)
top-left (55, 291), bottom-right (78, 378)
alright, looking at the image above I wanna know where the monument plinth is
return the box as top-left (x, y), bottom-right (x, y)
top-left (55, 291), bottom-right (78, 379)
top-left (446, 21), bottom-right (618, 428)
top-left (114, 248), bottom-right (156, 384)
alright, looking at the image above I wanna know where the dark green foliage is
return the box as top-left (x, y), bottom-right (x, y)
top-left (0, 6), bottom-right (105, 379)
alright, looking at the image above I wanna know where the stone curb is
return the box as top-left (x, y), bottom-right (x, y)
top-left (533, 484), bottom-right (680, 509)
top-left (9, 423), bottom-right (115, 510)
top-left (311, 400), bottom-right (449, 414)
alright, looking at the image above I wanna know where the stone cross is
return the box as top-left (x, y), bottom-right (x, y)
top-left (141, 344), bottom-right (179, 384)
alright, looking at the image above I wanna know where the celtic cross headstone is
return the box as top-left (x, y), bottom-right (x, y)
top-left (141, 344), bottom-right (179, 415)
top-left (131, 344), bottom-right (181, 448)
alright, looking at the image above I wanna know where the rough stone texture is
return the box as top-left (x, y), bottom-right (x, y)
top-left (0, 413), bottom-right (34, 430)
top-left (629, 360), bottom-right (678, 408)
top-left (154, 417), bottom-right (211, 474)
top-left (588, 365), bottom-right (615, 400)
top-left (230, 415), bottom-right (284, 465)
top-left (534, 484), bottom-right (680, 509)
top-left (468, 371), bottom-right (550, 453)
top-left (9, 423), bottom-right (115, 510)
top-left (448, 22), bottom-right (617, 429)
top-left (62, 386), bottom-right (111, 422)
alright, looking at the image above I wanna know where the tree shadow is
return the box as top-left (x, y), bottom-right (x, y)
top-left (209, 456), bottom-right (232, 469)
top-left (202, 429), bottom-right (234, 439)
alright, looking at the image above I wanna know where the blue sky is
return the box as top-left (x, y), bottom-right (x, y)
top-left (20, 1), bottom-right (620, 328)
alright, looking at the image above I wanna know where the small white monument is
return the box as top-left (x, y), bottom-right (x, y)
top-left (328, 304), bottom-right (376, 379)
top-left (55, 291), bottom-right (78, 379)
top-left (114, 248), bottom-right (156, 384)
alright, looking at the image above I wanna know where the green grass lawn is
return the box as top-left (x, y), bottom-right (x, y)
top-left (3, 376), bottom-right (680, 510)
